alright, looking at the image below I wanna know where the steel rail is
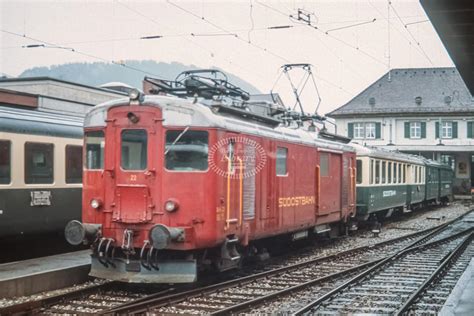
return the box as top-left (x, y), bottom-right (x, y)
top-left (208, 215), bottom-right (461, 315)
top-left (0, 281), bottom-right (116, 315)
top-left (105, 217), bottom-right (457, 315)
top-left (394, 231), bottom-right (474, 315)
top-left (292, 226), bottom-right (474, 315)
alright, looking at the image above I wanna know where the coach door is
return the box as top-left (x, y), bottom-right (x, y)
top-left (108, 107), bottom-right (160, 223)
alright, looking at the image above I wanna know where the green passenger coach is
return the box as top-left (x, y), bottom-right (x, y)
top-left (353, 143), bottom-right (453, 221)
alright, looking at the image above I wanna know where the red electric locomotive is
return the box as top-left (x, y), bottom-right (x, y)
top-left (65, 70), bottom-right (356, 283)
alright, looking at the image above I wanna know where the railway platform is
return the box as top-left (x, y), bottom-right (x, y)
top-left (441, 258), bottom-right (474, 315)
top-left (0, 250), bottom-right (90, 298)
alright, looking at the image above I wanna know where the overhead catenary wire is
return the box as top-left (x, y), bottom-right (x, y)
top-left (325, 18), bottom-right (377, 34)
top-left (255, 1), bottom-right (379, 82)
top-left (0, 29), bottom-right (166, 79)
top-left (388, 1), bottom-right (434, 65)
top-left (115, 0), bottom-right (269, 83)
top-left (165, 0), bottom-right (352, 95)
top-left (166, 0), bottom-right (291, 63)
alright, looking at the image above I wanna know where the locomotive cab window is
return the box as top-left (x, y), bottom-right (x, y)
top-left (165, 130), bottom-right (208, 171)
top-left (356, 159), bottom-right (362, 184)
top-left (276, 147), bottom-right (288, 176)
top-left (25, 142), bottom-right (54, 184)
top-left (0, 140), bottom-right (11, 184)
top-left (121, 129), bottom-right (147, 170)
top-left (66, 145), bottom-right (83, 183)
top-left (85, 131), bottom-right (104, 170)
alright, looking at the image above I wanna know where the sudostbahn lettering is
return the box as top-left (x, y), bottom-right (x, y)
top-left (278, 196), bottom-right (315, 208)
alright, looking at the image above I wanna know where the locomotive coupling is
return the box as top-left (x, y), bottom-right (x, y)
top-left (149, 224), bottom-right (185, 250)
top-left (65, 220), bottom-right (102, 245)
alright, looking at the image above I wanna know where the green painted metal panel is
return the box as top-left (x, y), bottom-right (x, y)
top-left (421, 122), bottom-right (426, 138)
top-left (356, 185), bottom-right (408, 217)
top-left (404, 122), bottom-right (410, 138)
top-left (348, 122), bottom-right (354, 138)
top-left (375, 122), bottom-right (381, 139)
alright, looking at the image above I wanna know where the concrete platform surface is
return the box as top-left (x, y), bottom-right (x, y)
top-left (440, 258), bottom-right (474, 316)
top-left (0, 250), bottom-right (91, 298)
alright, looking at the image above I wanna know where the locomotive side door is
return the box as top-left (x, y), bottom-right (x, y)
top-left (107, 106), bottom-right (160, 224)
top-left (223, 134), bottom-right (244, 232)
top-left (317, 151), bottom-right (342, 218)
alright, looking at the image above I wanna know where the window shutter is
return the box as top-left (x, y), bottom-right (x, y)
top-left (435, 122), bottom-right (440, 138)
top-left (421, 122), bottom-right (426, 138)
top-left (452, 122), bottom-right (458, 138)
top-left (468, 122), bottom-right (474, 138)
top-left (375, 123), bottom-right (381, 139)
top-left (348, 123), bottom-right (354, 138)
top-left (404, 122), bottom-right (410, 138)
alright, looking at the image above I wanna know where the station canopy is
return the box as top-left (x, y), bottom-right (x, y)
top-left (421, 0), bottom-right (474, 96)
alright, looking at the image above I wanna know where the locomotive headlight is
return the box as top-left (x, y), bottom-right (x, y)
top-left (129, 88), bottom-right (141, 101)
top-left (164, 199), bottom-right (179, 212)
top-left (90, 198), bottom-right (102, 209)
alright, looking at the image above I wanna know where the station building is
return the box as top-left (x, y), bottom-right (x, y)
top-left (328, 67), bottom-right (474, 194)
top-left (0, 76), bottom-right (126, 116)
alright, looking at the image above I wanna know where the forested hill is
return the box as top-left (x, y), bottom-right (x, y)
top-left (20, 60), bottom-right (261, 94)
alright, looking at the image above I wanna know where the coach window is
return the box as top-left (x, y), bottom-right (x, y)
top-left (66, 145), bottom-right (83, 183)
top-left (25, 142), bottom-right (54, 184)
top-left (0, 140), bottom-right (11, 184)
top-left (370, 159), bottom-right (374, 184)
top-left (356, 159), bottom-right (362, 184)
top-left (276, 147), bottom-right (288, 176)
top-left (398, 164), bottom-right (402, 183)
top-left (382, 161), bottom-right (386, 184)
top-left (165, 130), bottom-right (208, 171)
top-left (393, 163), bottom-right (397, 184)
top-left (85, 131), bottom-right (104, 169)
top-left (388, 162), bottom-right (392, 184)
top-left (121, 129), bottom-right (147, 170)
top-left (375, 160), bottom-right (380, 184)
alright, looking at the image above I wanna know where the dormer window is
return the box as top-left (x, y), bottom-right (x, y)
top-left (415, 96), bottom-right (422, 105)
top-left (444, 95), bottom-right (452, 105)
top-left (369, 97), bottom-right (375, 106)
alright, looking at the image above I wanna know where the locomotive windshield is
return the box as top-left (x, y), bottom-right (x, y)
top-left (121, 129), bottom-right (147, 170)
top-left (85, 131), bottom-right (104, 170)
top-left (165, 130), bottom-right (208, 171)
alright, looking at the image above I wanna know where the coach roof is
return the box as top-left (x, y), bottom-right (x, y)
top-left (0, 106), bottom-right (83, 138)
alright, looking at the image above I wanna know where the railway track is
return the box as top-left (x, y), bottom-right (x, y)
top-left (294, 229), bottom-right (474, 315)
top-left (0, 281), bottom-right (172, 315)
top-left (1, 210), bottom-right (471, 315)
top-left (105, 218), bottom-right (462, 315)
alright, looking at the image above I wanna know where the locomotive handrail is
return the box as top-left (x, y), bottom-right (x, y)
top-left (315, 165), bottom-right (320, 216)
top-left (226, 155), bottom-right (232, 230)
top-left (238, 157), bottom-right (243, 227)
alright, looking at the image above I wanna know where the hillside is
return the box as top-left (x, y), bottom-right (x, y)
top-left (19, 60), bottom-right (261, 94)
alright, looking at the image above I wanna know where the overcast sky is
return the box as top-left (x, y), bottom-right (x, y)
top-left (0, 0), bottom-right (453, 115)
